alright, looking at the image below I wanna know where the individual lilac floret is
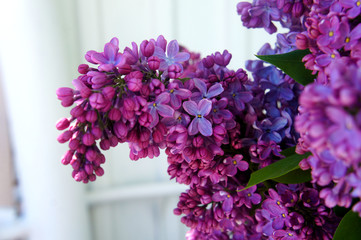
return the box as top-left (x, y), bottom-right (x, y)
top-left (154, 40), bottom-right (190, 71)
top-left (223, 154), bottom-right (248, 176)
top-left (191, 78), bottom-right (224, 101)
top-left (273, 229), bottom-right (299, 240)
top-left (148, 93), bottom-right (175, 128)
top-left (90, 37), bottom-right (124, 71)
top-left (212, 191), bottom-right (234, 214)
top-left (223, 80), bottom-right (253, 111)
top-left (237, 185), bottom-right (262, 208)
top-left (183, 99), bottom-right (213, 136)
top-left (254, 117), bottom-right (288, 143)
top-left (340, 0), bottom-right (361, 18)
top-left (317, 16), bottom-right (340, 47)
top-left (167, 82), bottom-right (192, 109)
top-left (210, 98), bottom-right (233, 124)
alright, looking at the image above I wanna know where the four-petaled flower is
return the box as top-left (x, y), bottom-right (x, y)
top-left (191, 78), bottom-right (224, 101)
top-left (154, 40), bottom-right (190, 71)
top-left (223, 154), bottom-right (249, 176)
top-left (212, 191), bottom-right (234, 213)
top-left (183, 99), bottom-right (213, 136)
top-left (148, 93), bottom-right (175, 128)
top-left (90, 37), bottom-right (124, 71)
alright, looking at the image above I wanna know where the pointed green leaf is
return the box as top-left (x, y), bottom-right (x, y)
top-left (256, 49), bottom-right (315, 86)
top-left (333, 210), bottom-right (361, 240)
top-left (240, 148), bottom-right (311, 191)
top-left (272, 169), bottom-right (311, 184)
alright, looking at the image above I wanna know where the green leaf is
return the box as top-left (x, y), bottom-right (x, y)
top-left (272, 169), bottom-right (311, 184)
top-left (256, 49), bottom-right (315, 86)
top-left (240, 148), bottom-right (311, 191)
top-left (280, 146), bottom-right (296, 157)
top-left (333, 210), bottom-right (361, 240)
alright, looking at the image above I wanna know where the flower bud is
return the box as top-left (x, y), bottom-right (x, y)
top-left (69, 139), bottom-right (80, 150)
top-left (296, 33), bottom-right (309, 50)
top-left (91, 126), bottom-right (102, 139)
top-left (95, 167), bottom-right (104, 176)
top-left (148, 56), bottom-right (160, 70)
top-left (292, 1), bottom-right (304, 17)
top-left (78, 64), bottom-right (89, 74)
top-left (82, 132), bottom-right (95, 146)
top-left (57, 130), bottom-right (73, 143)
top-left (61, 150), bottom-right (74, 165)
top-left (102, 86), bottom-right (115, 100)
top-left (168, 64), bottom-right (182, 79)
top-left (118, 63), bottom-right (132, 75)
top-left (109, 108), bottom-right (121, 121)
top-left (100, 139), bottom-right (110, 150)
top-left (202, 55), bottom-right (214, 68)
top-left (114, 121), bottom-right (128, 138)
top-left (70, 105), bottom-right (85, 118)
top-left (84, 164), bottom-right (93, 175)
top-left (56, 118), bottom-right (70, 130)
top-left (85, 110), bottom-right (98, 123)
top-left (140, 40), bottom-right (155, 57)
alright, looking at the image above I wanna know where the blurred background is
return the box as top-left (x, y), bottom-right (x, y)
top-left (0, 0), bottom-right (276, 239)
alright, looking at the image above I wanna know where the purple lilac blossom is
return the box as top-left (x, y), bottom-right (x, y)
top-left (154, 40), bottom-right (190, 71)
top-left (56, 1), bottom-right (345, 235)
top-left (183, 99), bottom-right (213, 136)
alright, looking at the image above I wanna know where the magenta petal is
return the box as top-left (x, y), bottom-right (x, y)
top-left (217, 98), bottom-right (228, 108)
top-left (220, 109), bottom-right (232, 120)
top-left (237, 161), bottom-right (249, 171)
top-left (104, 42), bottom-right (118, 61)
top-left (251, 194), bottom-right (261, 205)
top-left (315, 54), bottom-right (331, 67)
top-left (154, 46), bottom-right (166, 58)
top-left (194, 78), bottom-right (207, 95)
top-left (174, 52), bottom-right (190, 62)
top-left (183, 101), bottom-right (198, 116)
top-left (188, 118), bottom-right (199, 135)
top-left (348, 7), bottom-right (360, 18)
top-left (325, 106), bottom-right (346, 124)
top-left (212, 191), bottom-right (227, 202)
top-left (156, 93), bottom-right (170, 104)
top-left (351, 23), bottom-right (361, 40)
top-left (170, 95), bottom-right (181, 109)
top-left (249, 6), bottom-right (265, 16)
top-left (207, 83), bottom-right (224, 98)
top-left (159, 61), bottom-right (168, 71)
top-left (110, 37), bottom-right (119, 46)
top-left (91, 52), bottom-right (108, 64)
top-left (167, 40), bottom-right (179, 58)
top-left (222, 197), bottom-right (233, 213)
top-left (198, 118), bottom-right (213, 136)
top-left (149, 108), bottom-right (159, 128)
top-left (317, 35), bottom-right (331, 47)
top-left (157, 104), bottom-right (174, 118)
top-left (198, 99), bottom-right (212, 116)
top-left (175, 88), bottom-right (191, 99)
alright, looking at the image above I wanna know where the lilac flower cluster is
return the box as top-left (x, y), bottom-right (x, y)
top-left (296, 59), bottom-right (361, 215)
top-left (55, 0), bottom-right (356, 237)
top-left (56, 35), bottom-right (194, 182)
top-left (57, 31), bottom-right (321, 238)
top-left (274, 0), bottom-right (361, 217)
top-left (237, 0), bottom-right (361, 230)
top-left (237, 0), bottom-right (313, 34)
top-left (255, 183), bottom-right (339, 239)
